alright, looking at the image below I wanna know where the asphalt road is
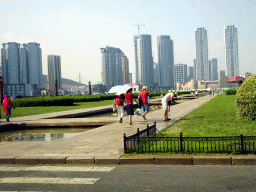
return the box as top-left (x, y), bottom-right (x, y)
top-left (0, 165), bottom-right (256, 192)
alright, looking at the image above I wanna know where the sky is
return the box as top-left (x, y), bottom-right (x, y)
top-left (0, 0), bottom-right (255, 84)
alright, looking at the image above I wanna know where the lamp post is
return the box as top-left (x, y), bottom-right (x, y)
top-left (88, 81), bottom-right (91, 95)
top-left (54, 79), bottom-right (58, 96)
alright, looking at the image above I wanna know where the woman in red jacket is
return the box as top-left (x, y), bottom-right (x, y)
top-left (2, 94), bottom-right (15, 122)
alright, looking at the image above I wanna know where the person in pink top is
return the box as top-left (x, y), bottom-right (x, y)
top-left (2, 94), bottom-right (15, 122)
top-left (139, 86), bottom-right (150, 120)
top-left (125, 88), bottom-right (137, 125)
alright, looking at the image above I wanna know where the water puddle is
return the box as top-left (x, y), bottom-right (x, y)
top-left (0, 127), bottom-right (95, 142)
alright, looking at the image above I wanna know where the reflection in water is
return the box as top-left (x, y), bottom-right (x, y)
top-left (0, 132), bottom-right (81, 142)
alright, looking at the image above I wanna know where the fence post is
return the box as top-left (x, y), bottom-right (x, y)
top-left (240, 134), bottom-right (244, 154)
top-left (137, 128), bottom-right (140, 140)
top-left (123, 133), bottom-right (127, 153)
top-left (147, 124), bottom-right (149, 136)
top-left (154, 121), bottom-right (156, 134)
top-left (180, 132), bottom-right (183, 152)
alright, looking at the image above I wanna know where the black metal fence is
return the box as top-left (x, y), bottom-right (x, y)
top-left (124, 131), bottom-right (256, 154)
top-left (123, 121), bottom-right (156, 152)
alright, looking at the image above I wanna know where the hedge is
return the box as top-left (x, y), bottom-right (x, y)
top-left (225, 89), bottom-right (237, 95)
top-left (12, 91), bottom-right (191, 107)
top-left (13, 96), bottom-right (74, 107)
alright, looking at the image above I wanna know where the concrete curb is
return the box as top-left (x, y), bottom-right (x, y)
top-left (1, 156), bottom-right (256, 165)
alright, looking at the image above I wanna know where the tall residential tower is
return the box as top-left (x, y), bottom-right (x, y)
top-left (157, 35), bottom-right (174, 89)
top-left (225, 25), bottom-right (239, 77)
top-left (48, 55), bottom-right (61, 89)
top-left (195, 28), bottom-right (209, 81)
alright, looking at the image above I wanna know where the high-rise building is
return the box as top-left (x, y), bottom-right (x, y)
top-left (225, 25), bottom-right (239, 77)
top-left (187, 66), bottom-right (194, 81)
top-left (195, 28), bottom-right (209, 80)
top-left (157, 35), bottom-right (174, 89)
top-left (174, 64), bottom-right (187, 88)
top-left (134, 36), bottom-right (139, 85)
top-left (121, 53), bottom-right (129, 84)
top-left (100, 46), bottom-right (123, 86)
top-left (136, 34), bottom-right (154, 87)
top-left (210, 58), bottom-right (218, 80)
top-left (129, 73), bottom-right (132, 84)
top-left (153, 62), bottom-right (159, 84)
top-left (48, 54), bottom-right (61, 89)
top-left (218, 70), bottom-right (226, 80)
top-left (1, 42), bottom-right (42, 96)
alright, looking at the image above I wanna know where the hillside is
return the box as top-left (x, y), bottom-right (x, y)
top-left (42, 75), bottom-right (85, 88)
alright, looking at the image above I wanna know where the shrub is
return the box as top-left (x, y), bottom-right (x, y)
top-left (13, 96), bottom-right (73, 107)
top-left (225, 89), bottom-right (237, 95)
top-left (236, 75), bottom-right (256, 120)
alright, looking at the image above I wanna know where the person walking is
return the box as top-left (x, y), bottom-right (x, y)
top-left (139, 86), bottom-right (150, 120)
top-left (2, 94), bottom-right (15, 122)
top-left (125, 88), bottom-right (137, 125)
top-left (162, 92), bottom-right (176, 121)
top-left (114, 93), bottom-right (125, 123)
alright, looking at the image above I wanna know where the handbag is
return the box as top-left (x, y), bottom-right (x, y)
top-left (113, 104), bottom-right (117, 112)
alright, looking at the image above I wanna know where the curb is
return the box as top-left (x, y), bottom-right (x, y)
top-left (1, 156), bottom-right (256, 165)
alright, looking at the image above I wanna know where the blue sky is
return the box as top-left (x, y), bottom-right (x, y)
top-left (0, 0), bottom-right (255, 84)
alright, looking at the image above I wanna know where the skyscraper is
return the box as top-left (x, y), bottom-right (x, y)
top-left (1, 42), bottom-right (42, 96)
top-left (134, 36), bottom-right (139, 85)
top-left (187, 66), bottom-right (194, 81)
top-left (100, 46), bottom-right (123, 86)
top-left (225, 25), bottom-right (239, 77)
top-left (157, 35), bottom-right (174, 88)
top-left (48, 55), bottom-right (61, 89)
top-left (121, 53), bottom-right (129, 84)
top-left (195, 28), bottom-right (209, 80)
top-left (174, 64), bottom-right (187, 88)
top-left (211, 58), bottom-right (218, 80)
top-left (136, 34), bottom-right (154, 87)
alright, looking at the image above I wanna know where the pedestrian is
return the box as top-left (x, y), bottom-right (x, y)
top-left (125, 88), bottom-right (137, 125)
top-left (2, 94), bottom-right (15, 122)
top-left (139, 86), bottom-right (150, 120)
top-left (195, 89), bottom-right (198, 98)
top-left (212, 89), bottom-right (215, 96)
top-left (162, 92), bottom-right (176, 121)
top-left (114, 93), bottom-right (125, 123)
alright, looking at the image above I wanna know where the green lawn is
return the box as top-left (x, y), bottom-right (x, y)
top-left (160, 93), bottom-right (256, 137)
top-left (0, 100), bottom-right (114, 119)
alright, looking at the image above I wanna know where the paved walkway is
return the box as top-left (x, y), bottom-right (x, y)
top-left (0, 94), bottom-right (213, 159)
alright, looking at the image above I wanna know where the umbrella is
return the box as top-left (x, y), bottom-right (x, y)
top-left (228, 76), bottom-right (245, 83)
top-left (108, 85), bottom-right (123, 94)
top-left (116, 84), bottom-right (134, 95)
top-left (207, 87), bottom-right (212, 92)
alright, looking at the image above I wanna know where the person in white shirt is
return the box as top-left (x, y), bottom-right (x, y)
top-left (161, 92), bottom-right (176, 121)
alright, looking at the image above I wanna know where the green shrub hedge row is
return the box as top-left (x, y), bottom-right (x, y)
top-left (13, 96), bottom-right (74, 107)
top-left (225, 89), bottom-right (237, 95)
top-left (12, 91), bottom-right (191, 107)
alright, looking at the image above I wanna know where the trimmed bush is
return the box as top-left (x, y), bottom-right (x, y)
top-left (225, 89), bottom-right (237, 95)
top-left (13, 96), bottom-right (74, 107)
top-left (236, 75), bottom-right (256, 120)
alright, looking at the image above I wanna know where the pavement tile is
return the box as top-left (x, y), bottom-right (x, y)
top-left (155, 156), bottom-right (193, 165)
top-left (0, 156), bottom-right (16, 164)
top-left (193, 156), bottom-right (232, 165)
top-left (232, 156), bottom-right (256, 165)
top-left (120, 156), bottom-right (155, 164)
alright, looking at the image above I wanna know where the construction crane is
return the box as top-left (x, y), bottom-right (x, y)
top-left (126, 24), bottom-right (145, 36)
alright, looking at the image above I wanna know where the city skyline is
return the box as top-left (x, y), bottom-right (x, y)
top-left (0, 0), bottom-right (255, 84)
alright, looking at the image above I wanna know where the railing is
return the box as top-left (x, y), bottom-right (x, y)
top-left (124, 132), bottom-right (256, 154)
top-left (123, 121), bottom-right (156, 153)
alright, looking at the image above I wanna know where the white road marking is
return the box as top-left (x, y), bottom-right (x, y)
top-left (0, 177), bottom-right (100, 184)
top-left (0, 166), bottom-right (115, 172)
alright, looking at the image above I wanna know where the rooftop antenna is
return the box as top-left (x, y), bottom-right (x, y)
top-left (126, 24), bottom-right (145, 36)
